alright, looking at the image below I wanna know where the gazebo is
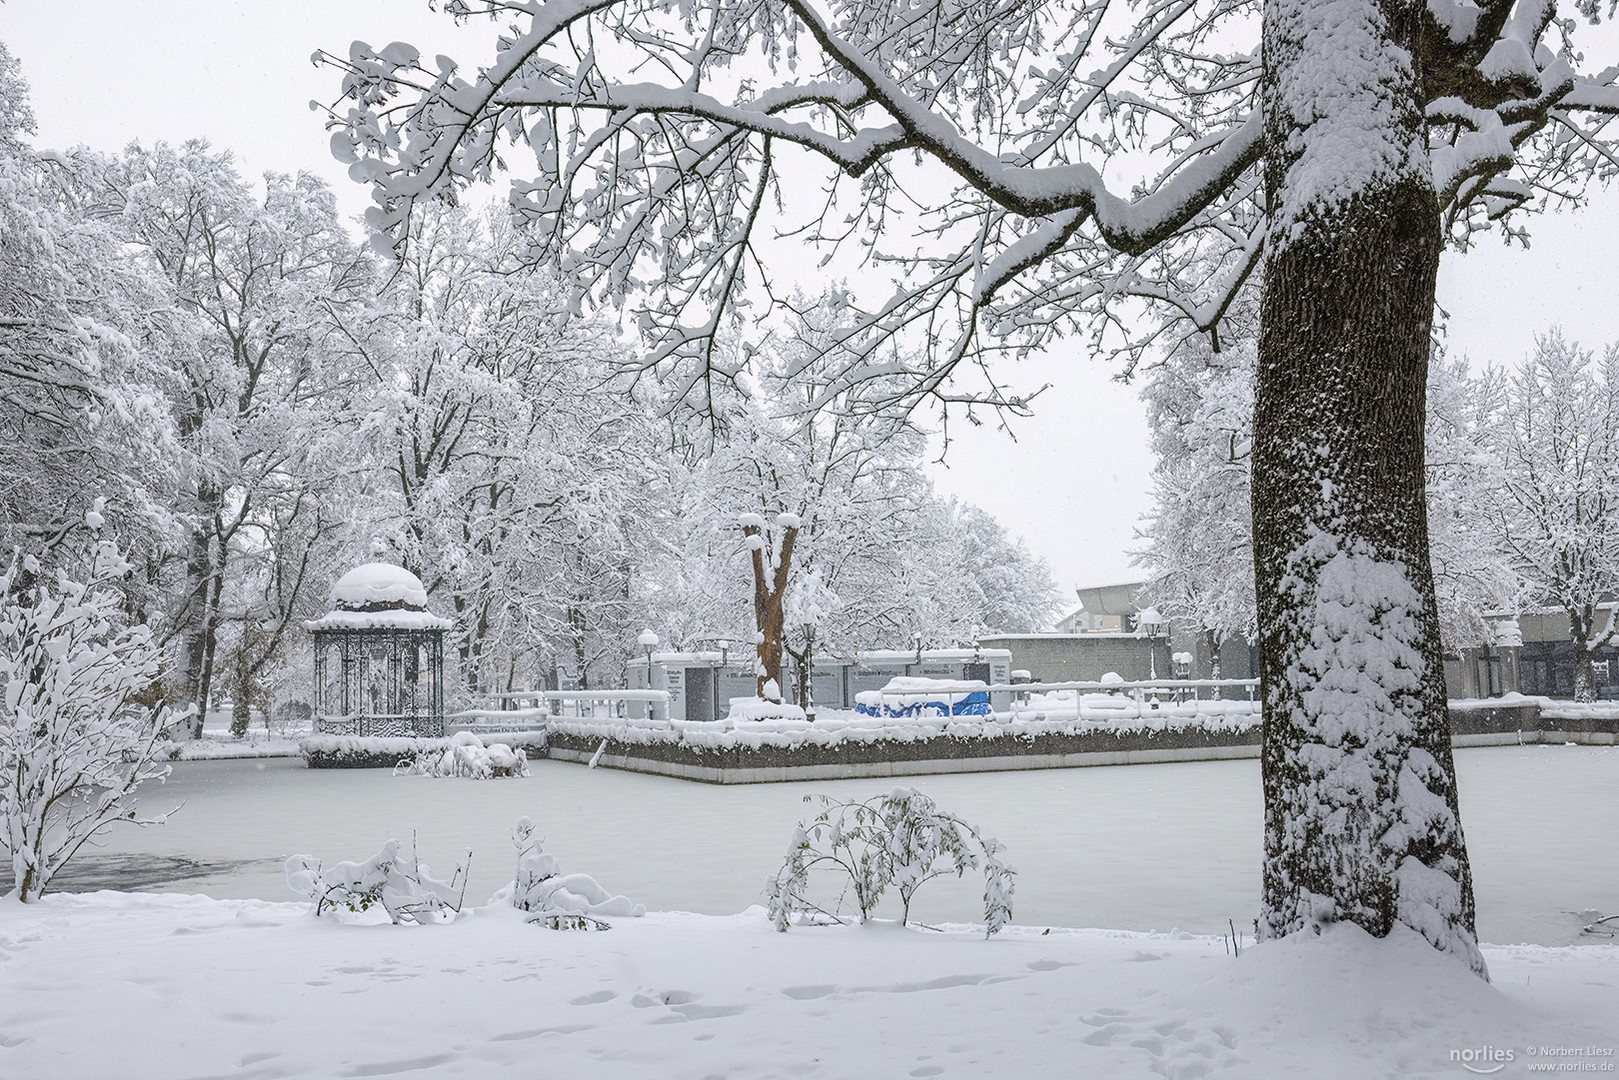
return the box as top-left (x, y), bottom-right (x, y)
top-left (306, 563), bottom-right (452, 737)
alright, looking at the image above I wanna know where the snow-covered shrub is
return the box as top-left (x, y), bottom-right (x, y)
top-left (765, 787), bottom-right (1016, 937)
top-left (499, 816), bottom-right (645, 923)
top-left (393, 730), bottom-right (529, 778)
top-left (285, 835), bottom-right (468, 924)
top-left (0, 518), bottom-right (191, 901)
top-left (727, 697), bottom-right (807, 723)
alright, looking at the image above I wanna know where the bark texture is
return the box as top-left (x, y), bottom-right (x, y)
top-left (743, 519), bottom-right (798, 701)
top-left (1254, 0), bottom-right (1484, 975)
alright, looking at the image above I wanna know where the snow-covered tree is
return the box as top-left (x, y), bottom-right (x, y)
top-left (635, 314), bottom-right (1056, 690)
top-left (107, 142), bottom-right (370, 717)
top-left (1485, 331), bottom-right (1619, 701)
top-left (337, 205), bottom-right (655, 694)
top-left (1424, 353), bottom-right (1523, 651)
top-left (1136, 336), bottom-right (1258, 679)
top-left (1139, 340), bottom-right (1515, 667)
top-left (942, 501), bottom-right (1060, 634)
top-left (0, 46), bottom-right (181, 604)
top-left (0, 510), bottom-right (186, 902)
top-left (739, 510), bottom-right (800, 701)
top-left (324, 0), bottom-right (1619, 974)
top-left (1137, 342), bottom-right (1513, 669)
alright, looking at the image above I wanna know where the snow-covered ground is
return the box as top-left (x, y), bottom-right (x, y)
top-left (0, 745), bottom-right (1614, 1078)
top-left (0, 892), bottom-right (1613, 1079)
top-left (24, 745), bottom-right (1619, 946)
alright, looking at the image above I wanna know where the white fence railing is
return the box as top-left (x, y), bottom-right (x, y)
top-left (470, 689), bottom-right (671, 722)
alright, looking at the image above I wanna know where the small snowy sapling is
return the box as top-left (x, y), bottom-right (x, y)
top-left (0, 511), bottom-right (191, 901)
top-left (765, 787), bottom-right (1016, 937)
top-left (285, 834), bottom-right (469, 924)
top-left (501, 816), bottom-right (645, 926)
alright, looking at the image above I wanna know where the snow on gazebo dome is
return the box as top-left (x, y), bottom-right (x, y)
top-left (305, 563), bottom-right (453, 631)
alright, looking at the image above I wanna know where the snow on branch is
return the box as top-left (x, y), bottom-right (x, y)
top-left (320, 0), bottom-right (1619, 406)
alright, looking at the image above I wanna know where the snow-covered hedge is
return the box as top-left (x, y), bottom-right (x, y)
top-left (301, 730), bottom-right (547, 769)
top-left (547, 703), bottom-right (1259, 753)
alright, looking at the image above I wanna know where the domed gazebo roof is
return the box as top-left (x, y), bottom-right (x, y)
top-left (305, 563), bottom-right (453, 631)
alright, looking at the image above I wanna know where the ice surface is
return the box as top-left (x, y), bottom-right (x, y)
top-left (46, 745), bottom-right (1619, 946)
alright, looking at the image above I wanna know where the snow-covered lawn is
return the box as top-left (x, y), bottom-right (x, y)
top-left (0, 891), bottom-right (1613, 1079)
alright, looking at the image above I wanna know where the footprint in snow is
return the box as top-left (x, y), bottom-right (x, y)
top-left (1075, 1010), bottom-right (1243, 1077)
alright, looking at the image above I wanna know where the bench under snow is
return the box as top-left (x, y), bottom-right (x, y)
top-left (855, 677), bottom-right (992, 719)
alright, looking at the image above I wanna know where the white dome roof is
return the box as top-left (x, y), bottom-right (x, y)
top-left (331, 563), bottom-right (429, 611)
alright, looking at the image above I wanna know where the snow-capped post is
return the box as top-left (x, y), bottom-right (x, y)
top-left (739, 512), bottom-right (800, 702)
top-left (0, 507), bottom-right (190, 902)
top-left (322, 0), bottom-right (1619, 976)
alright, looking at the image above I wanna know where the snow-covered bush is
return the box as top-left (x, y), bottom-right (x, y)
top-left (499, 816), bottom-right (645, 922)
top-left (0, 518), bottom-right (191, 901)
top-left (285, 836), bottom-right (469, 924)
top-left (765, 787), bottom-right (1015, 937)
top-left (727, 697), bottom-right (807, 723)
top-left (393, 730), bottom-right (529, 778)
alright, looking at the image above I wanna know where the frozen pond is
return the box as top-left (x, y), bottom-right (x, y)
top-left (50, 745), bottom-right (1619, 946)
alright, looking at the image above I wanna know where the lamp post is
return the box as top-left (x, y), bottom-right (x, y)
top-left (637, 628), bottom-right (660, 720)
top-left (1136, 607), bottom-right (1164, 681)
top-left (801, 621), bottom-right (816, 720)
top-left (913, 631), bottom-right (924, 666)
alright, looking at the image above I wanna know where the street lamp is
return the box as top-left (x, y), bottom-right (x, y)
top-left (638, 628), bottom-right (659, 672)
top-left (1136, 607), bottom-right (1165, 681)
top-left (913, 630), bottom-right (924, 666)
top-left (718, 638), bottom-right (730, 667)
top-left (801, 621), bottom-right (816, 720)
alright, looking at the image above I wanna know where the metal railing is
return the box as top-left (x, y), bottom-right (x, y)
top-left (476, 689), bottom-right (671, 722)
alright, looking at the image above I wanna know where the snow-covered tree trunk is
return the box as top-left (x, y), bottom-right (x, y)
top-left (742, 514), bottom-right (798, 701)
top-left (1205, 628), bottom-right (1223, 698)
top-left (1571, 640), bottom-right (1595, 703)
top-left (1567, 603), bottom-right (1613, 703)
top-left (1253, 0), bottom-right (1483, 976)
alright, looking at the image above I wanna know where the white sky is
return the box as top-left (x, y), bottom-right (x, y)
top-left (4, 1), bottom-right (1618, 604)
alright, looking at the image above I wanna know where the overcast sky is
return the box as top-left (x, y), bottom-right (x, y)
top-left (4, 1), bottom-right (1618, 604)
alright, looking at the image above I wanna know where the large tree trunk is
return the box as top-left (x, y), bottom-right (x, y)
top-left (1254, 0), bottom-right (1484, 976)
top-left (1570, 636), bottom-right (1595, 703)
top-left (177, 484), bottom-right (225, 730)
top-left (1204, 627), bottom-right (1222, 700)
top-left (743, 518), bottom-right (797, 701)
